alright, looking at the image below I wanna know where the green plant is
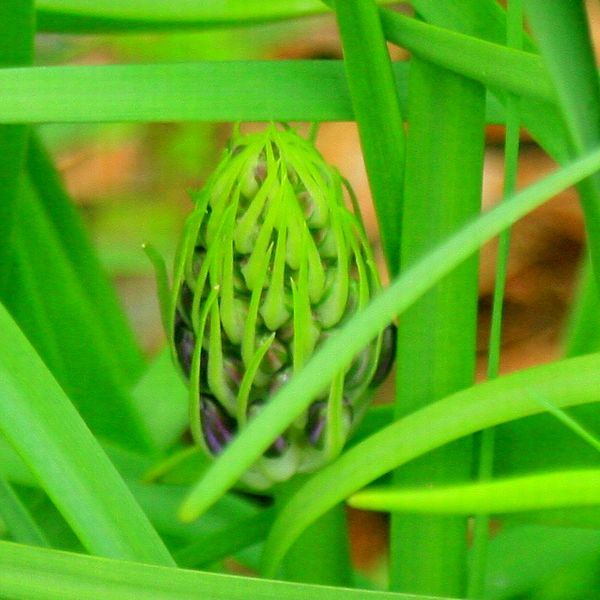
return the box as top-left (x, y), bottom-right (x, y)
top-left (1, 1), bottom-right (600, 599)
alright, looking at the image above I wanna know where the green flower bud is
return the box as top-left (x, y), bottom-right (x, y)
top-left (159, 124), bottom-right (394, 490)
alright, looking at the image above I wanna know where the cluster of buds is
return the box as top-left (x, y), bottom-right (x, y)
top-left (163, 124), bottom-right (394, 489)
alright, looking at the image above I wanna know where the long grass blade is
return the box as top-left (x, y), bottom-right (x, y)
top-left (0, 540), bottom-right (440, 600)
top-left (0, 60), bottom-right (523, 126)
top-left (349, 470), bottom-right (600, 514)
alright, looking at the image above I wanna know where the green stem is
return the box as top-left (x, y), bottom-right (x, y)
top-left (390, 57), bottom-right (486, 596)
top-left (0, 0), bottom-right (34, 296)
top-left (468, 3), bottom-right (523, 597)
top-left (270, 475), bottom-right (352, 585)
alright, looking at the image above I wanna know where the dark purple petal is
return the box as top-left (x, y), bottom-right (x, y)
top-left (306, 401), bottom-right (327, 448)
top-left (370, 324), bottom-right (396, 387)
top-left (200, 395), bottom-right (237, 455)
top-left (174, 320), bottom-right (195, 377)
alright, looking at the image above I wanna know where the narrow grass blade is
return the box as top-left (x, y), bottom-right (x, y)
top-left (349, 470), bottom-right (600, 514)
top-left (0, 541), bottom-right (440, 600)
top-left (0, 304), bottom-right (174, 565)
top-left (179, 147), bottom-right (600, 522)
top-left (0, 0), bottom-right (33, 294)
top-left (0, 477), bottom-right (50, 547)
top-left (27, 133), bottom-right (144, 382)
top-left (261, 353), bottom-right (600, 576)
top-left (390, 58), bottom-right (485, 596)
top-left (334, 0), bottom-right (405, 275)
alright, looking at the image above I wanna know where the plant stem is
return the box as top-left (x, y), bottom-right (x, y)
top-left (468, 3), bottom-right (523, 597)
top-left (390, 56), bottom-right (486, 596)
top-left (270, 475), bottom-right (353, 586)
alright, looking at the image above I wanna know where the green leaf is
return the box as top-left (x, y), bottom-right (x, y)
top-left (0, 61), bottom-right (499, 125)
top-left (0, 303), bottom-right (173, 565)
top-left (0, 540), bottom-right (442, 600)
top-left (349, 470), bottom-right (600, 514)
top-left (261, 353), bottom-right (600, 576)
top-left (178, 145), bottom-right (600, 522)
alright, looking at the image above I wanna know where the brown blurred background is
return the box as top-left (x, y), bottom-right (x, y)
top-left (35, 0), bottom-right (600, 576)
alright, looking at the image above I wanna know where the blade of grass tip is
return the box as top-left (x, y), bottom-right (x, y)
top-left (27, 133), bottom-right (144, 382)
top-left (0, 303), bottom-right (174, 565)
top-left (178, 138), bottom-right (600, 524)
top-left (528, 390), bottom-right (600, 453)
top-left (0, 0), bottom-right (34, 296)
top-left (469, 3), bottom-right (523, 598)
top-left (524, 1), bottom-right (600, 295)
top-left (0, 540), bottom-right (440, 600)
top-left (333, 0), bottom-right (405, 276)
top-left (260, 353), bottom-right (600, 578)
top-left (348, 470), bottom-right (600, 515)
top-left (0, 477), bottom-right (50, 547)
top-left (389, 56), bottom-right (485, 596)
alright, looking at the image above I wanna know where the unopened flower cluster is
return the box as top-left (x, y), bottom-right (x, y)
top-left (167, 125), bottom-right (393, 489)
